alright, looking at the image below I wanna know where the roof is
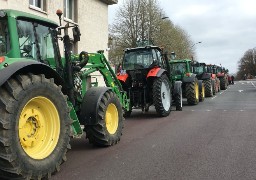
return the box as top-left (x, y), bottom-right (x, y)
top-left (125, 46), bottom-right (162, 52)
top-left (170, 59), bottom-right (192, 63)
top-left (100, 0), bottom-right (118, 5)
top-left (2, 9), bottom-right (58, 27)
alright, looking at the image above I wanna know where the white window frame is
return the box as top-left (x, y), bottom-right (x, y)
top-left (63, 0), bottom-right (75, 21)
top-left (29, 0), bottom-right (47, 13)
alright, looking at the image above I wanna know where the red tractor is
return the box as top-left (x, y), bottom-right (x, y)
top-left (215, 65), bottom-right (229, 90)
top-left (205, 64), bottom-right (220, 96)
top-left (117, 45), bottom-right (182, 117)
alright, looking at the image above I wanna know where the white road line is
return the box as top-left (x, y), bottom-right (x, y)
top-left (223, 110), bottom-right (227, 111)
top-left (211, 96), bottom-right (217, 99)
top-left (238, 90), bottom-right (243, 92)
top-left (206, 110), bottom-right (211, 112)
top-left (251, 82), bottom-right (256, 88)
top-left (240, 110), bottom-right (244, 112)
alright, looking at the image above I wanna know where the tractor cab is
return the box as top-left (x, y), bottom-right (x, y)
top-left (119, 46), bottom-right (167, 89)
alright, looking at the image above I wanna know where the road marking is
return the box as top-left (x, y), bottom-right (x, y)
top-left (240, 110), bottom-right (244, 112)
top-left (251, 82), bottom-right (256, 88)
top-left (191, 110), bottom-right (195, 111)
top-left (238, 90), bottom-right (243, 92)
top-left (211, 96), bottom-right (217, 99)
top-left (206, 110), bottom-right (211, 112)
top-left (223, 110), bottom-right (227, 111)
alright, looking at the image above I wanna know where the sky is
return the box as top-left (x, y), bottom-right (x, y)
top-left (108, 0), bottom-right (256, 74)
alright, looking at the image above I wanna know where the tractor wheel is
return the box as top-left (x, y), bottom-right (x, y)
top-left (199, 81), bottom-right (205, 102)
top-left (124, 110), bottom-right (132, 117)
top-left (85, 90), bottom-right (123, 146)
top-left (220, 77), bottom-right (227, 90)
top-left (0, 74), bottom-right (71, 179)
top-left (185, 80), bottom-right (199, 105)
top-left (175, 90), bottom-right (182, 111)
top-left (203, 79), bottom-right (213, 97)
top-left (212, 80), bottom-right (216, 95)
top-left (153, 75), bottom-right (171, 117)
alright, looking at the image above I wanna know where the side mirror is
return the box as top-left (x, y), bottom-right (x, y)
top-left (73, 26), bottom-right (81, 42)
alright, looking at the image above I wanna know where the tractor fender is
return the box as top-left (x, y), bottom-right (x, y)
top-left (173, 81), bottom-right (182, 95)
top-left (147, 67), bottom-right (166, 78)
top-left (182, 74), bottom-right (197, 83)
top-left (80, 87), bottom-right (111, 125)
top-left (0, 61), bottom-right (64, 87)
top-left (201, 73), bottom-right (211, 80)
top-left (117, 73), bottom-right (129, 83)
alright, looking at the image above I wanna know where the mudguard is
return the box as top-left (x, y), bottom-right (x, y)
top-left (182, 74), bottom-right (197, 83)
top-left (0, 61), bottom-right (64, 87)
top-left (201, 73), bottom-right (211, 80)
top-left (147, 67), bottom-right (166, 78)
top-left (173, 81), bottom-right (182, 95)
top-left (80, 87), bottom-right (111, 125)
top-left (117, 73), bottom-right (129, 83)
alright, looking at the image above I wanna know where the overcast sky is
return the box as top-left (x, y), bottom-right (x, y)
top-left (108, 0), bottom-right (256, 74)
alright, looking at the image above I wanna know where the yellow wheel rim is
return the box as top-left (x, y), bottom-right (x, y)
top-left (19, 96), bottom-right (60, 160)
top-left (195, 82), bottom-right (199, 100)
top-left (202, 85), bottom-right (205, 98)
top-left (105, 103), bottom-right (119, 135)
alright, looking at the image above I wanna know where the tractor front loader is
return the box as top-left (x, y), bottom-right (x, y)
top-left (0, 9), bottom-right (129, 179)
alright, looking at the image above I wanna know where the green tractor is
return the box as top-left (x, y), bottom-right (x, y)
top-left (0, 9), bottom-right (129, 179)
top-left (192, 62), bottom-right (220, 97)
top-left (169, 59), bottom-right (205, 105)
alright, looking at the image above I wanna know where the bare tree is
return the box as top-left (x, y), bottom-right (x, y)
top-left (109, 0), bottom-right (195, 65)
top-left (236, 49), bottom-right (256, 79)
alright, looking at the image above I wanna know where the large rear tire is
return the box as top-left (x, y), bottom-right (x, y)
top-left (220, 77), bottom-right (227, 90)
top-left (199, 81), bottom-right (205, 102)
top-left (85, 90), bottom-right (123, 146)
top-left (186, 80), bottom-right (199, 105)
top-left (153, 75), bottom-right (172, 117)
top-left (0, 74), bottom-right (71, 179)
top-left (203, 79), bottom-right (213, 97)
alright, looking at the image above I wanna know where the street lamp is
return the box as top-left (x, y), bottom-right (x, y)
top-left (161, 16), bottom-right (169, 20)
top-left (191, 41), bottom-right (202, 47)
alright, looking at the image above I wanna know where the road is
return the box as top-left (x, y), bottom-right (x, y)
top-left (52, 80), bottom-right (256, 180)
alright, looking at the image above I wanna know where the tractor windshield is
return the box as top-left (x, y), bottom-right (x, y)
top-left (17, 19), bottom-right (56, 61)
top-left (0, 19), bottom-right (10, 56)
top-left (123, 49), bottom-right (154, 70)
top-left (171, 63), bottom-right (186, 75)
top-left (193, 65), bottom-right (205, 74)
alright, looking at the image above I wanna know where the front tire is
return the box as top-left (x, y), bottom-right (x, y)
top-left (0, 74), bottom-right (71, 179)
top-left (85, 90), bottom-right (123, 146)
top-left (153, 75), bottom-right (172, 117)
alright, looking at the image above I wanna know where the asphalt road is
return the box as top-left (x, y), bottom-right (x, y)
top-left (52, 80), bottom-right (256, 180)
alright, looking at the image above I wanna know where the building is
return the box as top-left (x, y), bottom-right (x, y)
top-left (1, 0), bottom-right (117, 53)
top-left (1, 0), bottom-right (118, 86)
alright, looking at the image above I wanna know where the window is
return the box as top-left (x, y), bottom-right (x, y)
top-left (64, 0), bottom-right (75, 20)
top-left (29, 0), bottom-right (46, 11)
top-left (0, 19), bottom-right (10, 56)
top-left (17, 19), bottom-right (56, 61)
